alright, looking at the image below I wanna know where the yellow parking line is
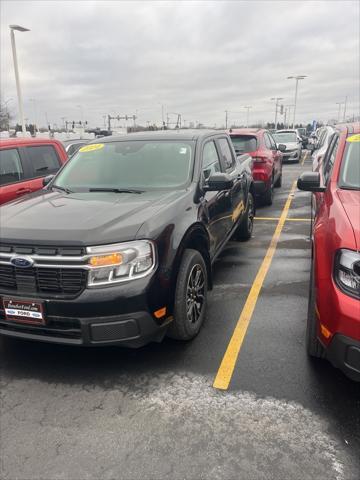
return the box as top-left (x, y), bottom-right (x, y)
top-left (213, 180), bottom-right (298, 390)
top-left (255, 217), bottom-right (310, 222)
top-left (301, 150), bottom-right (309, 166)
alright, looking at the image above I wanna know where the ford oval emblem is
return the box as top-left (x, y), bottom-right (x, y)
top-left (10, 256), bottom-right (34, 268)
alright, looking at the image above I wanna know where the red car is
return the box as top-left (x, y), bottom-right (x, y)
top-left (229, 128), bottom-right (284, 205)
top-left (297, 123), bottom-right (360, 381)
top-left (0, 138), bottom-right (68, 205)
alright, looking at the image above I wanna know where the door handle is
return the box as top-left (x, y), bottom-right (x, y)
top-left (16, 188), bottom-right (31, 196)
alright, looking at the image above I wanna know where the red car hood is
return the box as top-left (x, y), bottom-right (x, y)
top-left (337, 189), bottom-right (360, 250)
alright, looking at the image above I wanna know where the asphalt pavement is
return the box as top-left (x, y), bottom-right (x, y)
top-left (1, 152), bottom-right (359, 480)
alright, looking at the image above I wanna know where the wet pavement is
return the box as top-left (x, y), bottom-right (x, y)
top-left (1, 153), bottom-right (359, 480)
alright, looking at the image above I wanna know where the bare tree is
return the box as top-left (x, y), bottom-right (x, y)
top-left (0, 102), bottom-right (13, 130)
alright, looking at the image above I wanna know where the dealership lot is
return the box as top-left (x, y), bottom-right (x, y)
top-left (1, 153), bottom-right (359, 480)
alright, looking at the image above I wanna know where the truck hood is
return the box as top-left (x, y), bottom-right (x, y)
top-left (337, 189), bottom-right (360, 250)
top-left (0, 189), bottom-right (187, 246)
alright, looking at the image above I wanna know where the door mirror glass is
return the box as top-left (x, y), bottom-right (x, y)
top-left (278, 144), bottom-right (286, 152)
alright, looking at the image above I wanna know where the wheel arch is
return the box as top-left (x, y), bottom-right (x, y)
top-left (170, 224), bottom-right (212, 312)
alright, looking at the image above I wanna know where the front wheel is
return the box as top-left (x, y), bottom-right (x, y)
top-left (167, 249), bottom-right (208, 341)
top-left (234, 192), bottom-right (255, 241)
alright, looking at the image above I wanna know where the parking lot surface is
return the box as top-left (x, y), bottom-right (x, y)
top-left (1, 153), bottom-right (359, 480)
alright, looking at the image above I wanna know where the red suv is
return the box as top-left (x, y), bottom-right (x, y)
top-left (298, 123), bottom-right (360, 381)
top-left (0, 138), bottom-right (67, 205)
top-left (228, 129), bottom-right (283, 205)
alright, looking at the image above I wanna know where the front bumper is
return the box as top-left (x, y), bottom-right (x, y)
top-left (282, 150), bottom-right (300, 162)
top-left (0, 275), bottom-right (171, 347)
top-left (326, 334), bottom-right (360, 382)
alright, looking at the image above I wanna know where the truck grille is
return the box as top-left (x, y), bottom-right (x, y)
top-left (0, 264), bottom-right (86, 296)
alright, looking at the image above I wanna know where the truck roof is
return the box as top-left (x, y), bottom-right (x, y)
top-left (98, 129), bottom-right (221, 143)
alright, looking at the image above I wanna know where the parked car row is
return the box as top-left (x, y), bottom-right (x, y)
top-left (298, 123), bottom-right (360, 381)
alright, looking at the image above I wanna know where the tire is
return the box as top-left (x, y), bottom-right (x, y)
top-left (167, 249), bottom-right (208, 341)
top-left (274, 170), bottom-right (282, 188)
top-left (306, 261), bottom-right (325, 358)
top-left (263, 176), bottom-right (274, 205)
top-left (234, 192), bottom-right (255, 241)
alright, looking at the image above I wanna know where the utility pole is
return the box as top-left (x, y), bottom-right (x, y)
top-left (336, 102), bottom-right (343, 123)
top-left (287, 75), bottom-right (307, 128)
top-left (271, 97), bottom-right (283, 129)
top-left (343, 96), bottom-right (348, 122)
top-left (225, 110), bottom-right (228, 129)
top-left (243, 106), bottom-right (252, 128)
top-left (107, 113), bottom-right (137, 132)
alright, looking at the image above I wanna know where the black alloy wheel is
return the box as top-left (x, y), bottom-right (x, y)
top-left (186, 264), bottom-right (205, 324)
top-left (235, 192), bottom-right (255, 241)
top-left (167, 249), bottom-right (208, 340)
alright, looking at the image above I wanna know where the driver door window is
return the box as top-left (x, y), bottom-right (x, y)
top-left (202, 141), bottom-right (221, 180)
top-left (322, 136), bottom-right (339, 185)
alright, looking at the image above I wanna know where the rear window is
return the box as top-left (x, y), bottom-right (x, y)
top-left (26, 145), bottom-right (61, 176)
top-left (338, 140), bottom-right (360, 190)
top-left (0, 148), bottom-right (24, 185)
top-left (230, 135), bottom-right (257, 154)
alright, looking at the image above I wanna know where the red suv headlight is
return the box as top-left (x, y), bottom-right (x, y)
top-left (334, 249), bottom-right (360, 300)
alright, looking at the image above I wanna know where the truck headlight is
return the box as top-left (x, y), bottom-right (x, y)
top-left (334, 249), bottom-right (360, 299)
top-left (87, 240), bottom-right (156, 287)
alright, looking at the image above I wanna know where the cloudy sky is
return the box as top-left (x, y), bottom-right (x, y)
top-left (1, 0), bottom-right (359, 129)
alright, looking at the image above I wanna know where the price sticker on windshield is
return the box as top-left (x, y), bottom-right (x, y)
top-left (346, 134), bottom-right (360, 143)
top-left (79, 143), bottom-right (104, 152)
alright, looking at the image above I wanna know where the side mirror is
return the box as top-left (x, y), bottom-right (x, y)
top-left (43, 174), bottom-right (55, 187)
top-left (204, 172), bottom-right (234, 191)
top-left (278, 144), bottom-right (286, 152)
top-left (297, 172), bottom-right (325, 192)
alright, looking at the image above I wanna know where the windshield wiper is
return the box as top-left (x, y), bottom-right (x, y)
top-left (89, 188), bottom-right (144, 194)
top-left (52, 184), bottom-right (73, 194)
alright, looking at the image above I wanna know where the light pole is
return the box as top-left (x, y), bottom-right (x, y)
top-left (243, 106), bottom-right (252, 128)
top-left (336, 102), bottom-right (343, 123)
top-left (343, 96), bottom-right (348, 122)
top-left (9, 24), bottom-right (30, 136)
top-left (287, 75), bottom-right (307, 128)
top-left (29, 98), bottom-right (37, 133)
top-left (271, 97), bottom-right (283, 129)
top-left (284, 104), bottom-right (294, 129)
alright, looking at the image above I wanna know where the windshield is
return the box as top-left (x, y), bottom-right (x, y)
top-left (273, 132), bottom-right (297, 143)
top-left (53, 140), bottom-right (194, 191)
top-left (338, 140), bottom-right (360, 190)
top-left (230, 135), bottom-right (257, 153)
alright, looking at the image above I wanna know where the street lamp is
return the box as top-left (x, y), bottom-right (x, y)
top-left (243, 106), bottom-right (252, 128)
top-left (336, 102), bottom-right (344, 123)
top-left (287, 75), bottom-right (307, 128)
top-left (9, 24), bottom-right (30, 136)
top-left (271, 97), bottom-right (283, 129)
top-left (29, 98), bottom-right (37, 133)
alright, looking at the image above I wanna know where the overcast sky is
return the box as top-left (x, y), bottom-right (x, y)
top-left (1, 0), bottom-right (359, 129)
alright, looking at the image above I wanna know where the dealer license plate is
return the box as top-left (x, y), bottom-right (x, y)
top-left (3, 298), bottom-right (45, 325)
